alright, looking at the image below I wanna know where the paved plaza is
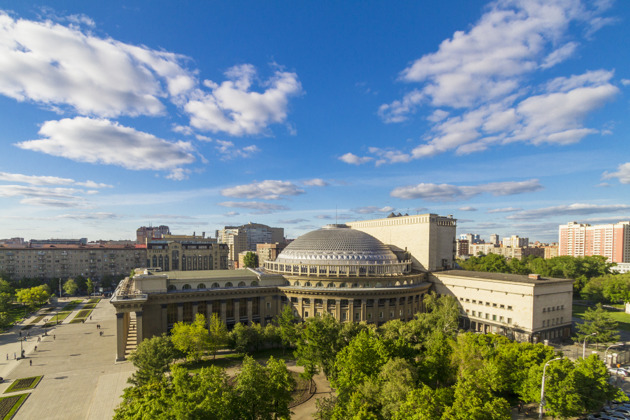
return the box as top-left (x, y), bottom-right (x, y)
top-left (0, 298), bottom-right (135, 420)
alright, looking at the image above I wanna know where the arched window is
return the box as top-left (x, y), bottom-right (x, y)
top-left (158, 256), bottom-right (163, 269)
top-left (225, 282), bottom-right (233, 288)
top-left (167, 284), bottom-right (176, 291)
top-left (305, 282), bottom-right (311, 287)
top-left (294, 281), bottom-right (301, 287)
top-left (327, 283), bottom-right (334, 288)
top-left (152, 256), bottom-right (157, 267)
top-left (251, 281), bottom-right (259, 286)
top-left (211, 282), bottom-right (220, 288)
top-left (375, 282), bottom-right (382, 288)
top-left (182, 284), bottom-right (191, 290)
top-left (316, 282), bottom-right (323, 287)
top-left (339, 282), bottom-right (347, 288)
top-left (238, 281), bottom-right (246, 287)
top-left (197, 283), bottom-right (206, 289)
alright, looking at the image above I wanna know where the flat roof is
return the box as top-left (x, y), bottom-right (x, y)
top-left (435, 270), bottom-right (573, 284)
top-left (164, 269), bottom-right (259, 280)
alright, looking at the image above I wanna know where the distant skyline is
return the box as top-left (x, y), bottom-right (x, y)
top-left (0, 0), bottom-right (629, 243)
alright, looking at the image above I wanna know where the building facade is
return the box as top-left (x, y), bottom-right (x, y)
top-left (217, 223), bottom-right (284, 265)
top-left (136, 226), bottom-right (170, 245)
top-left (559, 221), bottom-right (630, 263)
top-left (145, 235), bottom-right (228, 272)
top-left (0, 244), bottom-right (145, 280)
top-left (430, 270), bottom-right (573, 343)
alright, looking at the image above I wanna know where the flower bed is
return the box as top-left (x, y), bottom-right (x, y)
top-left (0, 394), bottom-right (29, 419)
top-left (4, 376), bottom-right (42, 393)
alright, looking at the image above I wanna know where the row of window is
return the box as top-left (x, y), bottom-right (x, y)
top-left (459, 297), bottom-right (512, 311)
top-left (542, 305), bottom-right (564, 313)
top-left (466, 309), bottom-right (513, 325)
top-left (542, 317), bottom-right (563, 327)
top-left (167, 281), bottom-right (259, 291)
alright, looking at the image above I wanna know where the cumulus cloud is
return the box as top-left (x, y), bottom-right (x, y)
top-left (363, 1), bottom-right (617, 164)
top-left (184, 64), bottom-right (303, 136)
top-left (0, 171), bottom-right (111, 188)
top-left (221, 180), bottom-right (304, 200)
top-left (352, 206), bottom-right (395, 214)
top-left (339, 153), bottom-right (373, 165)
top-left (0, 11), bottom-right (194, 117)
top-left (391, 179), bottom-right (542, 201)
top-left (507, 203), bottom-right (630, 220)
top-left (218, 201), bottom-right (289, 213)
top-left (15, 117), bottom-right (196, 177)
top-left (303, 178), bottom-right (329, 187)
top-left (602, 162), bottom-right (630, 184)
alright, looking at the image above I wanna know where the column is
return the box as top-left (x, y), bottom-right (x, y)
top-left (361, 299), bottom-right (367, 322)
top-left (335, 299), bottom-right (341, 320)
top-left (310, 298), bottom-right (315, 320)
top-left (234, 299), bottom-right (240, 323)
top-left (116, 312), bottom-right (126, 361)
top-left (385, 300), bottom-right (390, 322)
top-left (161, 304), bottom-right (167, 333)
top-left (395, 298), bottom-right (400, 320)
top-left (247, 298), bottom-right (253, 325)
top-left (220, 300), bottom-right (227, 324)
top-left (135, 311), bottom-right (143, 347)
top-left (177, 303), bottom-right (183, 322)
top-left (192, 302), bottom-right (198, 317)
top-left (206, 301), bottom-right (213, 329)
top-left (348, 300), bottom-right (354, 322)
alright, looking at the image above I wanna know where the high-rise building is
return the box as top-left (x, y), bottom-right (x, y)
top-left (217, 223), bottom-right (284, 265)
top-left (502, 235), bottom-right (529, 248)
top-left (136, 225), bottom-right (170, 245)
top-left (559, 221), bottom-right (630, 263)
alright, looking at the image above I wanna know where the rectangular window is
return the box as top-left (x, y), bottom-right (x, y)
top-left (500, 304), bottom-right (505, 309)
top-left (499, 316), bottom-right (504, 322)
top-left (355, 312), bottom-right (359, 320)
top-left (266, 302), bottom-right (271, 310)
top-left (507, 306), bottom-right (513, 310)
top-left (492, 303), bottom-right (497, 308)
top-left (379, 311), bottom-right (384, 319)
top-left (368, 313), bottom-right (372, 320)
top-left (305, 311), bottom-right (309, 318)
top-left (486, 302), bottom-right (490, 306)
top-left (472, 311), bottom-right (476, 316)
top-left (472, 300), bottom-right (477, 304)
top-left (485, 313), bottom-right (489, 319)
top-left (507, 318), bottom-right (512, 324)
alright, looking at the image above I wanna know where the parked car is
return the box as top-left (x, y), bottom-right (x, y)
top-left (608, 368), bottom-right (630, 377)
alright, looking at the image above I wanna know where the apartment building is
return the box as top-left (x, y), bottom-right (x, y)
top-left (559, 221), bottom-right (630, 263)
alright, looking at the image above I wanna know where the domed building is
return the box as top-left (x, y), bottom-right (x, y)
top-left (263, 224), bottom-right (430, 323)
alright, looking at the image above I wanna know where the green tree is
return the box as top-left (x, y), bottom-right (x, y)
top-left (575, 303), bottom-right (620, 348)
top-left (243, 251), bottom-right (259, 268)
top-left (294, 314), bottom-right (342, 379)
top-left (86, 278), bottom-right (94, 295)
top-left (63, 278), bottom-right (78, 296)
top-left (0, 279), bottom-right (13, 294)
top-left (128, 334), bottom-right (180, 386)
top-left (208, 313), bottom-right (228, 359)
top-left (266, 356), bottom-right (296, 419)
top-left (228, 322), bottom-right (263, 354)
top-left (377, 358), bottom-right (418, 418)
top-left (276, 305), bottom-right (300, 350)
top-left (15, 285), bottom-right (50, 309)
top-left (234, 356), bottom-right (274, 419)
top-left (392, 385), bottom-right (452, 420)
top-left (171, 313), bottom-right (210, 362)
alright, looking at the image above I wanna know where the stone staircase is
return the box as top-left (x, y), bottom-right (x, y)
top-left (125, 312), bottom-right (137, 357)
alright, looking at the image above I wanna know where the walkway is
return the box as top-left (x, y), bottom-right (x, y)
top-left (0, 297), bottom-right (135, 419)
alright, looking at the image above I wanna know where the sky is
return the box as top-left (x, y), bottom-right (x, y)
top-left (0, 0), bottom-right (629, 243)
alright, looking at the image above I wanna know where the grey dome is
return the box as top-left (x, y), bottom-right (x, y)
top-left (276, 225), bottom-right (398, 265)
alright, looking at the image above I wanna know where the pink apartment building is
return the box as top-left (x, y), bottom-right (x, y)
top-left (559, 221), bottom-right (630, 263)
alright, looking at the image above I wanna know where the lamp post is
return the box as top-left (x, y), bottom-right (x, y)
top-left (539, 357), bottom-right (562, 420)
top-left (605, 344), bottom-right (621, 367)
top-left (583, 332), bottom-right (597, 359)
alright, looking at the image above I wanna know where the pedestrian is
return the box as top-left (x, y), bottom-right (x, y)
top-left (34, 346), bottom-right (37, 351)
top-left (90, 316), bottom-right (92, 320)
top-left (53, 335), bottom-right (55, 340)
top-left (99, 331), bottom-right (103, 336)
top-left (37, 337), bottom-right (40, 342)
top-left (29, 360), bottom-right (32, 366)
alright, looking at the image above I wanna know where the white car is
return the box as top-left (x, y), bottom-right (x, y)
top-left (609, 368), bottom-right (629, 377)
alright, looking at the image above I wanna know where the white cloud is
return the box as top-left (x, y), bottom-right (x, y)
top-left (458, 206), bottom-right (477, 212)
top-left (391, 179), bottom-right (542, 201)
top-left (214, 140), bottom-right (260, 160)
top-left (622, 79), bottom-right (630, 86)
top-left (224, 211), bottom-right (240, 216)
top-left (184, 64), bottom-right (303, 136)
top-left (221, 180), bottom-right (304, 200)
top-left (57, 212), bottom-right (118, 220)
top-left (367, 1), bottom-right (617, 164)
top-left (218, 201), bottom-right (289, 213)
top-left (0, 184), bottom-right (87, 207)
top-left (486, 207), bottom-right (522, 214)
top-left (0, 11), bottom-right (195, 117)
top-left (352, 206), bottom-right (395, 214)
top-left (16, 117), bottom-right (196, 174)
top-left (602, 162), bottom-right (630, 184)
top-left (507, 203), bottom-right (630, 220)
top-left (278, 218), bottom-right (309, 224)
top-left (303, 178), bottom-right (329, 187)
top-left (0, 171), bottom-right (111, 188)
top-left (339, 153), bottom-right (373, 165)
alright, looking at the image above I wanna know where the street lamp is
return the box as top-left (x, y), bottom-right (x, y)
top-left (539, 357), bottom-right (562, 420)
top-left (605, 343), bottom-right (622, 367)
top-left (583, 332), bottom-right (597, 359)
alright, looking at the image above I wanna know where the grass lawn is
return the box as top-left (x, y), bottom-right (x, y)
top-left (87, 298), bottom-right (101, 304)
top-left (48, 311), bottom-right (71, 324)
top-left (29, 315), bottom-right (46, 325)
top-left (4, 376), bottom-right (42, 393)
top-left (0, 393), bottom-right (29, 419)
top-left (573, 304), bottom-right (630, 332)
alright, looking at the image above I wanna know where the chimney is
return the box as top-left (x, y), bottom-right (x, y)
top-left (528, 274), bottom-right (541, 280)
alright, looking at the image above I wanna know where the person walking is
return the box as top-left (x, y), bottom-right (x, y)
top-left (29, 360), bottom-right (32, 366)
top-left (53, 335), bottom-right (55, 340)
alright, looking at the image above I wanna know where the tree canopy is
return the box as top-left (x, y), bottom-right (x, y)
top-left (171, 313), bottom-right (211, 362)
top-left (16, 285), bottom-right (50, 309)
top-left (243, 251), bottom-right (259, 268)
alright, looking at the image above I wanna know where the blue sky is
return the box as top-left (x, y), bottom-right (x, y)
top-left (0, 0), bottom-right (629, 243)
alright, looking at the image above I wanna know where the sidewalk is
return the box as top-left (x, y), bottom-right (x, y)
top-left (0, 297), bottom-right (135, 419)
